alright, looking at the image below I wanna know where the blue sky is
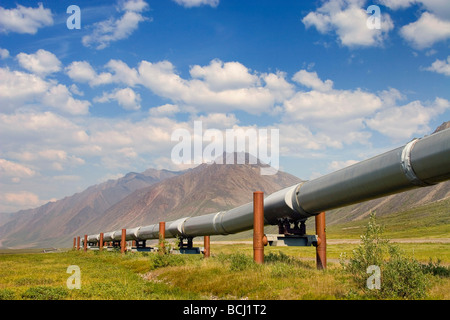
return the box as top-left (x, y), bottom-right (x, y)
top-left (1, 0), bottom-right (449, 213)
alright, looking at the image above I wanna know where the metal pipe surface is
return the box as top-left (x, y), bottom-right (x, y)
top-left (86, 128), bottom-right (450, 242)
top-left (292, 128), bottom-right (450, 217)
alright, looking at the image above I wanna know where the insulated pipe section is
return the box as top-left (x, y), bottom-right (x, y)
top-left (166, 218), bottom-right (189, 238)
top-left (180, 185), bottom-right (301, 237)
top-left (103, 231), bottom-right (115, 242)
top-left (136, 224), bottom-right (159, 240)
top-left (87, 234), bottom-right (99, 242)
top-left (86, 128), bottom-right (450, 242)
top-left (87, 182), bottom-right (301, 242)
top-left (125, 227), bottom-right (140, 241)
top-left (409, 129), bottom-right (450, 184)
top-left (111, 230), bottom-right (123, 241)
top-left (292, 127), bottom-right (450, 217)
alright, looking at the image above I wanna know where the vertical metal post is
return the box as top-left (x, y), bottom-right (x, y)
top-left (73, 237), bottom-right (76, 250)
top-left (204, 235), bottom-right (210, 258)
top-left (83, 234), bottom-right (88, 252)
top-left (253, 191), bottom-right (264, 264)
top-left (99, 233), bottom-right (104, 251)
top-left (121, 229), bottom-right (126, 254)
top-left (76, 236), bottom-right (80, 251)
top-left (159, 222), bottom-right (165, 254)
top-left (315, 211), bottom-right (327, 270)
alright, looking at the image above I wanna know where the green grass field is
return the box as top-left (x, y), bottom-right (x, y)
top-left (1, 199), bottom-right (448, 300)
top-left (0, 241), bottom-right (449, 300)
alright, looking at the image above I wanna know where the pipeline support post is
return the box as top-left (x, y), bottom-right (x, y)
top-left (99, 233), bottom-right (104, 251)
top-left (159, 221), bottom-right (166, 254)
top-left (121, 229), bottom-right (126, 254)
top-left (253, 191), bottom-right (264, 264)
top-left (83, 235), bottom-right (87, 252)
top-left (315, 212), bottom-right (326, 270)
top-left (73, 237), bottom-right (76, 250)
top-left (204, 235), bottom-right (210, 258)
top-left (76, 236), bottom-right (80, 251)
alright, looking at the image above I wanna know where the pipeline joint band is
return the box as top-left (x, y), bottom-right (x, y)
top-left (401, 139), bottom-right (431, 187)
top-left (291, 182), bottom-right (315, 219)
top-left (213, 211), bottom-right (230, 235)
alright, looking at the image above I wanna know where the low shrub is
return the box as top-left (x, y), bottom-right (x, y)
top-left (150, 253), bottom-right (186, 270)
top-left (229, 253), bottom-right (255, 271)
top-left (421, 258), bottom-right (450, 277)
top-left (341, 213), bottom-right (430, 299)
top-left (381, 248), bottom-right (428, 299)
top-left (21, 286), bottom-right (69, 300)
top-left (215, 252), bottom-right (256, 271)
top-left (0, 289), bottom-right (15, 300)
top-left (265, 251), bottom-right (294, 264)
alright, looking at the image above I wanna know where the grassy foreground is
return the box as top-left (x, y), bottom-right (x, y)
top-left (0, 241), bottom-right (449, 300)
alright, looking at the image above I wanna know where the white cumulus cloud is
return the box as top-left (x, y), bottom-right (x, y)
top-left (0, 48), bottom-right (9, 59)
top-left (190, 59), bottom-right (259, 91)
top-left (400, 12), bottom-right (450, 49)
top-left (379, 0), bottom-right (450, 19)
top-left (149, 104), bottom-right (180, 117)
top-left (0, 3), bottom-right (53, 34)
top-left (0, 159), bottom-right (36, 179)
top-left (42, 84), bottom-right (91, 115)
top-left (0, 191), bottom-right (43, 209)
top-left (16, 49), bottom-right (62, 76)
top-left (94, 87), bottom-right (141, 111)
top-left (82, 0), bottom-right (150, 50)
top-left (0, 67), bottom-right (49, 112)
top-left (425, 55), bottom-right (450, 76)
top-left (302, 0), bottom-right (394, 47)
top-left (138, 59), bottom-right (291, 114)
top-left (292, 70), bottom-right (334, 92)
top-left (366, 97), bottom-right (450, 139)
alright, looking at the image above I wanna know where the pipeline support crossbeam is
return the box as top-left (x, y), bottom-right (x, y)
top-left (83, 128), bottom-right (450, 247)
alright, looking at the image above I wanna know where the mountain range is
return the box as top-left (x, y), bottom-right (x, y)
top-left (0, 168), bottom-right (181, 248)
top-left (1, 122), bottom-right (449, 249)
top-left (0, 157), bottom-right (302, 248)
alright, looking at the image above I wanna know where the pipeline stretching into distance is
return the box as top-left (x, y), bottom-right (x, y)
top-left (86, 127), bottom-right (450, 244)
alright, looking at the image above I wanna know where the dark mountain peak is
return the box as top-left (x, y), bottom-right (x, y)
top-left (89, 158), bottom-right (302, 232)
top-left (433, 121), bottom-right (450, 134)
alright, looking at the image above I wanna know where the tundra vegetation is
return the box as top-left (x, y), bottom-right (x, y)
top-left (0, 211), bottom-right (449, 300)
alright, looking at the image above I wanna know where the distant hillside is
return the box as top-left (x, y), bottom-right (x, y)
top-left (325, 197), bottom-right (450, 239)
top-left (85, 161), bottom-right (302, 235)
top-left (433, 121), bottom-right (450, 133)
top-left (0, 155), bottom-right (301, 248)
top-left (0, 169), bottom-right (181, 248)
